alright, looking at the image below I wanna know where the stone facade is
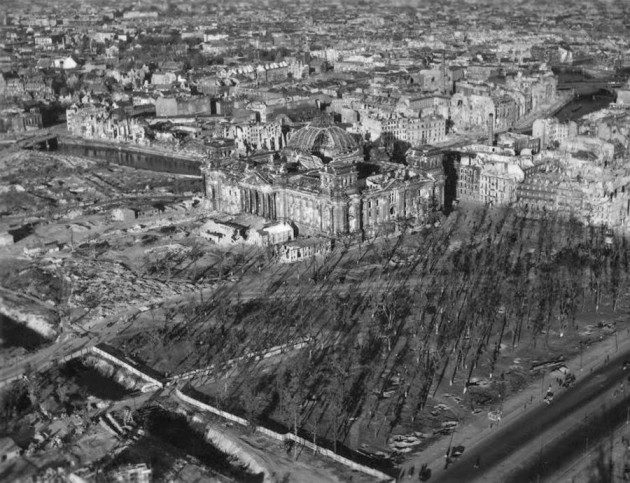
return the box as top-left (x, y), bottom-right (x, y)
top-left (516, 174), bottom-right (630, 228)
top-left (450, 93), bottom-right (495, 132)
top-left (223, 121), bottom-right (285, 153)
top-left (405, 146), bottom-right (444, 177)
top-left (66, 105), bottom-right (148, 145)
top-left (492, 95), bottom-right (519, 131)
top-left (151, 71), bottom-right (180, 88)
top-left (616, 82), bottom-right (630, 107)
top-left (361, 114), bottom-right (447, 145)
top-left (515, 157), bottom-right (630, 229)
top-left (0, 108), bottom-right (42, 133)
top-left (203, 117), bottom-right (443, 238)
top-left (578, 110), bottom-right (630, 153)
top-left (456, 148), bottom-right (526, 206)
top-left (451, 69), bottom-right (557, 134)
top-left (532, 117), bottom-right (578, 149)
top-left (496, 132), bottom-right (541, 155)
top-left (277, 237), bottom-right (332, 263)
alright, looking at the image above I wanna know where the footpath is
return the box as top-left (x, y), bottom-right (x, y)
top-left (400, 327), bottom-right (630, 481)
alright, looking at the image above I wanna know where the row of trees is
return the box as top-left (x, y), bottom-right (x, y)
top-left (118, 204), bottom-right (630, 459)
top-left (222, 207), bottom-right (630, 452)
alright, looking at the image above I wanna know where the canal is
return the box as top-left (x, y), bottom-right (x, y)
top-left (554, 89), bottom-right (616, 122)
top-left (57, 143), bottom-right (202, 176)
top-left (552, 68), bottom-right (620, 122)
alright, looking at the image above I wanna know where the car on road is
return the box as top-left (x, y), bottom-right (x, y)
top-left (449, 445), bottom-right (465, 458)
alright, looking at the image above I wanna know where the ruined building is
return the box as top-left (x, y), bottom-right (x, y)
top-left (66, 105), bottom-right (148, 145)
top-left (0, 108), bottom-right (42, 133)
top-left (532, 117), bottom-right (578, 150)
top-left (515, 153), bottom-right (630, 230)
top-left (456, 145), bottom-right (528, 206)
top-left (203, 116), bottom-right (444, 238)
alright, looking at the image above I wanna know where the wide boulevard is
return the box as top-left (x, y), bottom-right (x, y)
top-left (433, 345), bottom-right (630, 482)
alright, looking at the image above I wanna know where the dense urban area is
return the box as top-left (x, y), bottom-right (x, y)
top-left (2, 0), bottom-right (630, 481)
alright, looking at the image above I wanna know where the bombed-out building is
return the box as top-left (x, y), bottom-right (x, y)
top-left (66, 105), bottom-right (148, 145)
top-left (203, 116), bottom-right (444, 238)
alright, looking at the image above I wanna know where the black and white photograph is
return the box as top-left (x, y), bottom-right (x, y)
top-left (0, 0), bottom-right (629, 481)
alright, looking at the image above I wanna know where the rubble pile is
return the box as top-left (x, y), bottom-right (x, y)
top-left (63, 258), bottom-right (196, 318)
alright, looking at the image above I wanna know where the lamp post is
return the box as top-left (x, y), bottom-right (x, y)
top-left (616, 330), bottom-right (619, 352)
top-left (538, 422), bottom-right (544, 482)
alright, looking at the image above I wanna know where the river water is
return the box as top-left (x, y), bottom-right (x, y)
top-left (552, 68), bottom-right (618, 122)
top-left (57, 143), bottom-right (202, 176)
top-left (554, 90), bottom-right (615, 122)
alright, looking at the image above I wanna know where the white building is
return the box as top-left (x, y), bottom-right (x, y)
top-left (532, 117), bottom-right (577, 149)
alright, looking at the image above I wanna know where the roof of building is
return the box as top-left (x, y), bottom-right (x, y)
top-left (287, 115), bottom-right (359, 158)
top-left (262, 222), bottom-right (294, 234)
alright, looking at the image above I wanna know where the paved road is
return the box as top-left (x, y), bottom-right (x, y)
top-left (505, 389), bottom-right (630, 482)
top-left (556, 413), bottom-right (630, 481)
top-left (432, 347), bottom-right (630, 482)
